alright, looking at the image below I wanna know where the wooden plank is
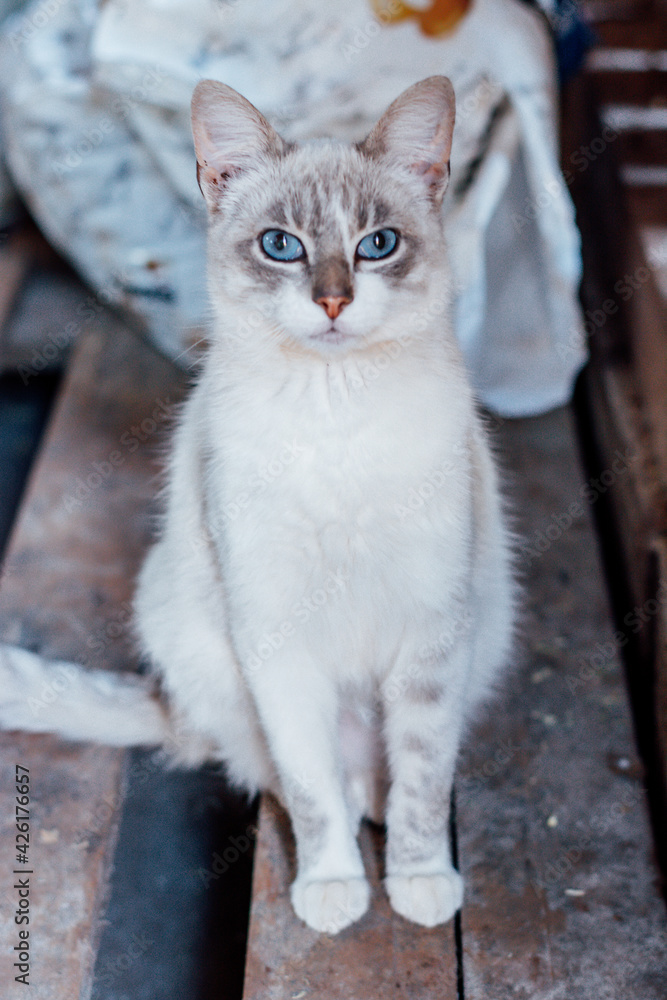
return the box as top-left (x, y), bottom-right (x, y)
top-left (0, 319), bottom-right (184, 999)
top-left (243, 796), bottom-right (458, 999)
top-left (580, 361), bottom-right (665, 626)
top-left (616, 231), bottom-right (667, 472)
top-left (594, 16), bottom-right (667, 50)
top-left (459, 407), bottom-right (667, 998)
top-left (626, 186), bottom-right (667, 228)
top-left (576, 123), bottom-right (667, 478)
top-left (589, 69), bottom-right (667, 108)
top-left (0, 736), bottom-right (125, 1000)
top-left (580, 360), bottom-right (667, 792)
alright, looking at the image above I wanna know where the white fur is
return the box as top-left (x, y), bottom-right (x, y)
top-left (0, 78), bottom-right (516, 934)
top-left (0, 645), bottom-right (170, 747)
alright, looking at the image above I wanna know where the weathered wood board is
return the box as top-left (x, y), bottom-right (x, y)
top-left (459, 408), bottom-right (667, 998)
top-left (0, 317), bottom-right (185, 1000)
top-left (243, 796), bottom-right (459, 1000)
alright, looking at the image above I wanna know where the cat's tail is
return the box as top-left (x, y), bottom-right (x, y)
top-left (0, 643), bottom-right (171, 748)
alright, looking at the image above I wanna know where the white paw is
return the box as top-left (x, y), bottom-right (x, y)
top-left (386, 870), bottom-right (463, 927)
top-left (291, 876), bottom-right (370, 934)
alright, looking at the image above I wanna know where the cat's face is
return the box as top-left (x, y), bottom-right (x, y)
top-left (192, 78), bottom-right (455, 356)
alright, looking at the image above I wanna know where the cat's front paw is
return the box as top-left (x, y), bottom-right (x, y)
top-left (385, 870), bottom-right (463, 927)
top-left (291, 876), bottom-right (370, 934)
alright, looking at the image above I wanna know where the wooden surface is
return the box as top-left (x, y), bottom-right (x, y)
top-left (0, 318), bottom-right (184, 1000)
top-left (460, 409), bottom-right (666, 998)
top-left (592, 9), bottom-right (667, 49)
top-left (243, 796), bottom-right (458, 1000)
top-left (626, 187), bottom-right (667, 228)
top-left (242, 409), bottom-right (667, 998)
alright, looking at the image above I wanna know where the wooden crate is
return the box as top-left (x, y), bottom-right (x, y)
top-left (564, 23), bottom-right (667, 821)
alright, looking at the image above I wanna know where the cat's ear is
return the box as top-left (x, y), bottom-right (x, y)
top-left (191, 80), bottom-right (284, 210)
top-left (360, 76), bottom-right (455, 204)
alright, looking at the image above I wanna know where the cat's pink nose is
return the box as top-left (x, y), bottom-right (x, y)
top-left (316, 295), bottom-right (351, 320)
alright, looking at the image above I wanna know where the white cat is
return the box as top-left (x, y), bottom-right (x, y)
top-left (0, 77), bottom-right (516, 934)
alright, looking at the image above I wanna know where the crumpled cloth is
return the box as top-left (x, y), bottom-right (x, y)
top-left (0, 0), bottom-right (586, 416)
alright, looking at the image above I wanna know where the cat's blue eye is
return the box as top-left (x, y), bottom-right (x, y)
top-left (261, 230), bottom-right (305, 262)
top-left (356, 229), bottom-right (398, 260)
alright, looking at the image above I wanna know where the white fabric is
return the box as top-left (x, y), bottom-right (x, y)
top-left (0, 0), bottom-right (586, 416)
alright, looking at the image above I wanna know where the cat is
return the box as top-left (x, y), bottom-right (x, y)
top-left (0, 76), bottom-right (516, 934)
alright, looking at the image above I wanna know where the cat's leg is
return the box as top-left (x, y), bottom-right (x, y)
top-left (339, 703), bottom-right (387, 826)
top-left (246, 651), bottom-right (369, 933)
top-left (381, 645), bottom-right (469, 927)
top-left (134, 541), bottom-right (278, 790)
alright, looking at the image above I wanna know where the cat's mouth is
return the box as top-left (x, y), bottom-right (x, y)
top-left (310, 325), bottom-right (353, 347)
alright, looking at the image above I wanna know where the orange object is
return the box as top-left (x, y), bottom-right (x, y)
top-left (371, 0), bottom-right (472, 37)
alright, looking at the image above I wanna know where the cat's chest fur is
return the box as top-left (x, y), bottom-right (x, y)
top-left (206, 350), bottom-right (469, 525)
top-left (198, 349), bottom-right (474, 669)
